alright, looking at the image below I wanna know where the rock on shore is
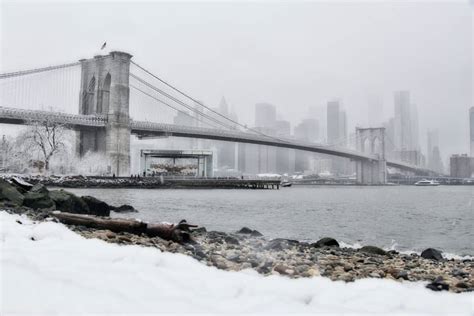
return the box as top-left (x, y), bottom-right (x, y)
top-left (0, 178), bottom-right (135, 216)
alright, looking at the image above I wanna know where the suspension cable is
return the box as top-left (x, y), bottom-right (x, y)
top-left (130, 61), bottom-right (288, 142)
top-left (0, 62), bottom-right (81, 79)
top-left (130, 74), bottom-right (241, 132)
top-left (130, 84), bottom-right (228, 130)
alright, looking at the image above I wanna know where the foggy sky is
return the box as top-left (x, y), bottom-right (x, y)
top-left (1, 0), bottom-right (472, 162)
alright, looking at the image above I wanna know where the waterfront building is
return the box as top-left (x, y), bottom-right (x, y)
top-left (450, 154), bottom-right (474, 178)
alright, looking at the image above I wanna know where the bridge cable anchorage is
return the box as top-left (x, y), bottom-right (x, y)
top-left (130, 74), bottom-right (242, 131)
top-left (130, 84), bottom-right (228, 130)
top-left (130, 61), bottom-right (290, 144)
top-left (0, 62), bottom-right (81, 79)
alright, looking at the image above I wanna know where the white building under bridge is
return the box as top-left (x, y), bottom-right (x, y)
top-left (140, 149), bottom-right (213, 177)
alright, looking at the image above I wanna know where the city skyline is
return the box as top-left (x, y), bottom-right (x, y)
top-left (1, 1), bottom-right (471, 161)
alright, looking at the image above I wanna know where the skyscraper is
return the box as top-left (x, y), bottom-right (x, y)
top-left (253, 103), bottom-right (277, 174)
top-left (214, 97), bottom-right (237, 170)
top-left (275, 120), bottom-right (292, 174)
top-left (394, 90), bottom-right (419, 151)
top-left (368, 95), bottom-right (383, 127)
top-left (470, 107), bottom-right (474, 157)
top-left (172, 111), bottom-right (194, 149)
top-left (255, 103), bottom-right (277, 128)
top-left (382, 118), bottom-right (395, 158)
top-left (326, 100), bottom-right (348, 175)
top-left (339, 110), bottom-right (347, 147)
top-left (327, 101), bottom-right (341, 145)
top-left (294, 119), bottom-right (319, 173)
top-left (427, 129), bottom-right (439, 165)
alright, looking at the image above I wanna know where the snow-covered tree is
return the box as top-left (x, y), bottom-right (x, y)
top-left (17, 119), bottom-right (69, 172)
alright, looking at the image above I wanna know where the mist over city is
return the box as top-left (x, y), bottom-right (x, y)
top-left (2, 1), bottom-right (472, 163)
top-left (1, 1), bottom-right (473, 315)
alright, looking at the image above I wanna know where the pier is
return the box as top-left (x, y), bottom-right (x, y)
top-left (36, 176), bottom-right (281, 189)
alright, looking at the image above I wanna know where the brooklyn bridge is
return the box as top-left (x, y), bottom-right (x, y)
top-left (0, 51), bottom-right (435, 184)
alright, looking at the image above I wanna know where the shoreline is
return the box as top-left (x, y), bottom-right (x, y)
top-left (4, 174), bottom-right (474, 189)
top-left (2, 204), bottom-right (473, 294)
top-left (1, 176), bottom-right (472, 294)
top-left (2, 211), bottom-right (472, 315)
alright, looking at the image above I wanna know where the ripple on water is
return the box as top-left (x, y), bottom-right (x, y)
top-left (61, 185), bottom-right (474, 256)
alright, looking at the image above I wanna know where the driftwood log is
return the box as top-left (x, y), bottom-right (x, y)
top-left (51, 211), bottom-right (197, 243)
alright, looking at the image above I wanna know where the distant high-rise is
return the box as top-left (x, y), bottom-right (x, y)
top-left (172, 111), bottom-right (195, 150)
top-left (394, 90), bottom-right (419, 151)
top-left (427, 129), bottom-right (439, 163)
top-left (255, 103), bottom-right (276, 128)
top-left (326, 100), bottom-right (348, 175)
top-left (275, 120), bottom-right (292, 174)
top-left (368, 96), bottom-right (383, 127)
top-left (470, 107), bottom-right (474, 157)
top-left (208, 97), bottom-right (238, 171)
top-left (339, 111), bottom-right (347, 147)
top-left (430, 146), bottom-right (444, 174)
top-left (327, 101), bottom-right (341, 144)
top-left (294, 119), bottom-right (319, 172)
top-left (427, 129), bottom-right (443, 173)
top-left (295, 119), bottom-right (319, 142)
top-left (253, 103), bottom-right (277, 174)
top-left (382, 118), bottom-right (395, 158)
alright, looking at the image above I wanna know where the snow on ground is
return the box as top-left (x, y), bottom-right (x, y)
top-left (1, 211), bottom-right (473, 315)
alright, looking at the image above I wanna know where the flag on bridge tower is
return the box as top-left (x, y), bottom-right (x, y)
top-left (100, 42), bottom-right (107, 50)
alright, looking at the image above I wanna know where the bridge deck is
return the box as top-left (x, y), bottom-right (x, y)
top-left (0, 106), bottom-right (431, 174)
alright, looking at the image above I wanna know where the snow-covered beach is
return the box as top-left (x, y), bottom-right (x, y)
top-left (1, 211), bottom-right (473, 315)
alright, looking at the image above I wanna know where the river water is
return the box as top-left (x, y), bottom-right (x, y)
top-left (63, 185), bottom-right (474, 256)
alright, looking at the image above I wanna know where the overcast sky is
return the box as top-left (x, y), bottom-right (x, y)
top-left (1, 0), bottom-right (472, 161)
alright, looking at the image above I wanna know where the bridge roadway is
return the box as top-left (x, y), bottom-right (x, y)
top-left (0, 106), bottom-right (428, 173)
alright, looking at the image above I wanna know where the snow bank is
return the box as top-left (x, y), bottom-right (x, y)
top-left (1, 211), bottom-right (473, 315)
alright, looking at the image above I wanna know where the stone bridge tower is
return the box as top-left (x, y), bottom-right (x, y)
top-left (77, 51), bottom-right (132, 176)
top-left (355, 127), bottom-right (387, 185)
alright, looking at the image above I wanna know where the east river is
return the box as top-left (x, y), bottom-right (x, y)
top-left (63, 185), bottom-right (474, 256)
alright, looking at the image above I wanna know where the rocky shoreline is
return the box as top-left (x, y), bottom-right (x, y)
top-left (1, 177), bottom-right (473, 294)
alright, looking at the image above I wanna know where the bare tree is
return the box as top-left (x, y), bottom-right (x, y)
top-left (0, 135), bottom-right (14, 171)
top-left (19, 119), bottom-right (69, 172)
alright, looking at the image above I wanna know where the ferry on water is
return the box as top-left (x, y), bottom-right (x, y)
top-left (281, 180), bottom-right (292, 187)
top-left (414, 179), bottom-right (440, 186)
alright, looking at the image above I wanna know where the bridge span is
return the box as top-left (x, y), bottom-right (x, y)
top-left (0, 106), bottom-right (430, 177)
top-left (0, 51), bottom-right (435, 183)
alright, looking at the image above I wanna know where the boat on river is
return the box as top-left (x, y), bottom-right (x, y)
top-left (281, 180), bottom-right (292, 187)
top-left (414, 179), bottom-right (440, 186)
